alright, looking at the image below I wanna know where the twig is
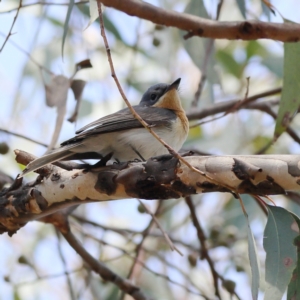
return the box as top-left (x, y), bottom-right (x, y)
top-left (59, 221), bottom-right (151, 300)
top-left (15, 268), bottom-right (83, 287)
top-left (77, 228), bottom-right (207, 298)
top-left (224, 77), bottom-right (250, 115)
top-left (99, 0), bottom-right (300, 42)
top-left (0, 1), bottom-right (88, 14)
top-left (185, 196), bottom-right (221, 299)
top-left (0, 0), bottom-right (22, 52)
top-left (55, 228), bottom-right (76, 300)
top-left (125, 201), bottom-right (162, 285)
top-left (0, 128), bottom-right (48, 147)
top-left (191, 0), bottom-right (224, 107)
top-left (72, 214), bottom-right (199, 251)
top-left (188, 87), bottom-right (281, 127)
top-left (138, 200), bottom-right (183, 255)
top-left (0, 32), bottom-right (52, 74)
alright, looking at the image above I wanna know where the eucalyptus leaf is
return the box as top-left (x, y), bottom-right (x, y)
top-left (274, 39), bottom-right (300, 139)
top-left (287, 213), bottom-right (300, 300)
top-left (263, 205), bottom-right (298, 300)
top-left (85, 0), bottom-right (98, 29)
top-left (246, 215), bottom-right (260, 299)
top-left (235, 0), bottom-right (246, 19)
top-left (62, 0), bottom-right (74, 58)
top-left (182, 0), bottom-right (218, 84)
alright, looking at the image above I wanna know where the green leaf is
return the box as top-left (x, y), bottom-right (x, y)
top-left (235, 0), bottom-right (246, 18)
top-left (216, 50), bottom-right (244, 78)
top-left (246, 41), bottom-right (267, 60)
top-left (182, 0), bottom-right (218, 84)
top-left (263, 206), bottom-right (298, 300)
top-left (62, 0), bottom-right (75, 58)
top-left (261, 1), bottom-right (271, 21)
top-left (261, 54), bottom-right (283, 78)
top-left (287, 213), bottom-right (300, 300)
top-left (246, 215), bottom-right (260, 299)
top-left (78, 99), bottom-right (93, 119)
top-left (85, 0), bottom-right (98, 29)
top-left (274, 40), bottom-right (300, 139)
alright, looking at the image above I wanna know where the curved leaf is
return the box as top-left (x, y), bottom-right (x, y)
top-left (62, 0), bottom-right (74, 58)
top-left (235, 0), bottom-right (246, 19)
top-left (263, 205), bottom-right (298, 300)
top-left (247, 216), bottom-right (260, 299)
top-left (274, 21), bottom-right (300, 139)
top-left (182, 0), bottom-right (218, 84)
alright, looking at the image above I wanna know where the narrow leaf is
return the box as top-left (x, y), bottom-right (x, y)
top-left (85, 0), bottom-right (99, 30)
top-left (45, 75), bottom-right (70, 150)
top-left (274, 29), bottom-right (300, 139)
top-left (182, 0), bottom-right (218, 84)
top-left (75, 59), bottom-right (93, 73)
top-left (235, 0), bottom-right (246, 19)
top-left (246, 216), bottom-right (260, 299)
top-left (287, 213), bottom-right (300, 300)
top-left (68, 79), bottom-right (87, 123)
top-left (263, 206), bottom-right (298, 300)
top-left (62, 0), bottom-right (74, 58)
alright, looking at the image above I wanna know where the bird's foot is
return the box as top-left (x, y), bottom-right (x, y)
top-left (83, 152), bottom-right (113, 172)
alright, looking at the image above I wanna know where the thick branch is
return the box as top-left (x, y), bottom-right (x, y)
top-left (100, 0), bottom-right (300, 42)
top-left (1, 151), bottom-right (300, 234)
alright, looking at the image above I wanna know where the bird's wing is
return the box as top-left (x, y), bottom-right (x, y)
top-left (61, 106), bottom-right (176, 146)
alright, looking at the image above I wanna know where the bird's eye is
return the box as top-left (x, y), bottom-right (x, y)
top-left (150, 94), bottom-right (156, 101)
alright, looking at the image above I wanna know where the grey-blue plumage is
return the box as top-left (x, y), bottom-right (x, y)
top-left (20, 78), bottom-right (188, 177)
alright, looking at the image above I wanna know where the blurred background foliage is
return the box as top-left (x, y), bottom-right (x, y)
top-left (1, 0), bottom-right (300, 299)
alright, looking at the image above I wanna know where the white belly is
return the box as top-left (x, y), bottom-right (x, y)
top-left (74, 124), bottom-right (187, 161)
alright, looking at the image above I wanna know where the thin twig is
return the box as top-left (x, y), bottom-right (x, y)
top-left (0, 128), bottom-right (48, 147)
top-left (188, 87), bottom-right (281, 127)
top-left (77, 228), bottom-right (207, 299)
top-left (224, 77), bottom-right (250, 115)
top-left (184, 196), bottom-right (221, 299)
top-left (138, 199), bottom-right (183, 255)
top-left (0, 1), bottom-right (88, 14)
top-left (60, 224), bottom-right (150, 300)
top-left (0, 0), bottom-right (22, 52)
top-left (0, 32), bottom-right (52, 74)
top-left (55, 229), bottom-right (76, 300)
top-left (15, 268), bottom-right (83, 287)
top-left (191, 0), bottom-right (224, 107)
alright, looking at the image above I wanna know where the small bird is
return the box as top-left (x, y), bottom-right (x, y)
top-left (20, 78), bottom-right (188, 176)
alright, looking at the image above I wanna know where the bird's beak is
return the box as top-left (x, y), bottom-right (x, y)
top-left (166, 78), bottom-right (181, 92)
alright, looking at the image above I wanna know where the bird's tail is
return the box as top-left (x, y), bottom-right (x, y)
top-left (19, 147), bottom-right (75, 178)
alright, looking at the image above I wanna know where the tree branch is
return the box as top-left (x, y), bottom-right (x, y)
top-left (99, 0), bottom-right (300, 42)
top-left (1, 150), bottom-right (300, 234)
top-left (54, 216), bottom-right (151, 300)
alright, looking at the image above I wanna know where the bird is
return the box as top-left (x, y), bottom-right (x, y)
top-left (20, 78), bottom-right (189, 177)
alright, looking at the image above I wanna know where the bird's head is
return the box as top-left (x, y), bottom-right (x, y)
top-left (139, 78), bottom-right (182, 110)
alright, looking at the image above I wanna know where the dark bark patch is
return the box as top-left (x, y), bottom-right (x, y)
top-left (94, 171), bottom-right (117, 195)
top-left (144, 155), bottom-right (178, 183)
top-left (172, 180), bottom-right (196, 196)
top-left (287, 160), bottom-right (300, 177)
top-left (240, 22), bottom-right (253, 34)
top-left (31, 189), bottom-right (48, 210)
top-left (232, 158), bottom-right (261, 180)
top-left (238, 179), bottom-right (285, 195)
top-left (196, 181), bottom-right (229, 193)
top-left (51, 173), bottom-right (60, 181)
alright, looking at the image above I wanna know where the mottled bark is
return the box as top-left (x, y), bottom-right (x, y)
top-left (1, 151), bottom-right (300, 235)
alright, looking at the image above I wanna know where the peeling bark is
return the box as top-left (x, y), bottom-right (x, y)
top-left (1, 153), bottom-right (300, 234)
